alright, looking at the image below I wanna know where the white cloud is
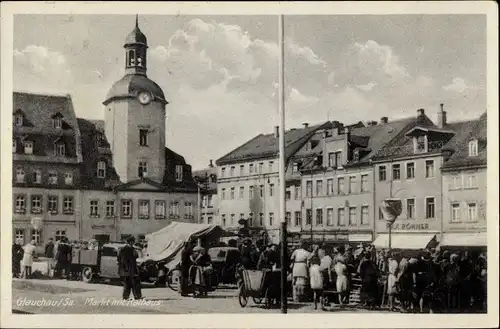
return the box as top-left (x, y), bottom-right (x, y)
top-left (286, 38), bottom-right (326, 67)
top-left (442, 77), bottom-right (469, 93)
top-left (356, 82), bottom-right (377, 92)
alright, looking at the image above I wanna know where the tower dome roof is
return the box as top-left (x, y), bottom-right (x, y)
top-left (103, 74), bottom-right (167, 105)
top-left (125, 16), bottom-right (147, 47)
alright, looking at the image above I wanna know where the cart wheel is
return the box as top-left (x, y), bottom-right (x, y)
top-left (238, 286), bottom-right (248, 307)
top-left (81, 267), bottom-right (94, 283)
top-left (167, 269), bottom-right (181, 292)
top-left (252, 297), bottom-right (263, 304)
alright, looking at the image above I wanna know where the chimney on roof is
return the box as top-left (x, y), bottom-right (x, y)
top-left (367, 121), bottom-right (377, 126)
top-left (274, 125), bottom-right (279, 138)
top-left (380, 117), bottom-right (388, 124)
top-left (437, 103), bottom-right (447, 128)
top-left (209, 159), bottom-right (214, 168)
top-left (303, 123), bottom-right (309, 128)
top-left (417, 108), bottom-right (425, 117)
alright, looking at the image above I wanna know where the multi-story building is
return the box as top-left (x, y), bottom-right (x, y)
top-left (293, 117), bottom-right (414, 245)
top-left (12, 17), bottom-right (199, 246)
top-left (193, 160), bottom-right (218, 225)
top-left (440, 112), bottom-right (487, 248)
top-left (371, 105), bottom-right (486, 249)
top-left (215, 123), bottom-right (331, 243)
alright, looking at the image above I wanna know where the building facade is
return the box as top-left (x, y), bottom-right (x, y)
top-left (12, 18), bottom-right (199, 248)
top-left (193, 160), bottom-right (218, 225)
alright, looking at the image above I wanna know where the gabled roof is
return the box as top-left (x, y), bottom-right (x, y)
top-left (442, 113), bottom-right (487, 170)
top-left (216, 122), bottom-right (332, 165)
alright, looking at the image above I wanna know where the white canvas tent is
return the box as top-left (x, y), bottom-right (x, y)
top-left (143, 222), bottom-right (225, 265)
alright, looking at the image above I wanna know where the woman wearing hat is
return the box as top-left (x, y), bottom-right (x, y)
top-left (21, 240), bottom-right (37, 279)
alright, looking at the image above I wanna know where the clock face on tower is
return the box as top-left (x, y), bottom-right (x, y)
top-left (138, 91), bottom-right (152, 105)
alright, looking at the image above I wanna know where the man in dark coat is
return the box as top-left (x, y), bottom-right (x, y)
top-left (12, 239), bottom-right (24, 278)
top-left (54, 237), bottom-right (72, 279)
top-left (179, 240), bottom-right (194, 296)
top-left (117, 236), bottom-right (142, 300)
top-left (240, 239), bottom-right (254, 269)
top-left (45, 238), bottom-right (55, 258)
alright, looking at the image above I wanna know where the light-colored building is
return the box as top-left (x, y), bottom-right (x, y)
top-left (215, 123), bottom-right (330, 242)
top-left (193, 160), bottom-right (218, 225)
top-left (12, 18), bottom-right (199, 246)
top-left (440, 112), bottom-right (487, 248)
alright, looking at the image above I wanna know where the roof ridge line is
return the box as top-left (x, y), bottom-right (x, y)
top-left (215, 133), bottom-right (265, 164)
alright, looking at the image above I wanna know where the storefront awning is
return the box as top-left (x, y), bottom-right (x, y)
top-left (439, 232), bottom-right (487, 247)
top-left (372, 233), bottom-right (436, 249)
top-left (348, 234), bottom-right (373, 242)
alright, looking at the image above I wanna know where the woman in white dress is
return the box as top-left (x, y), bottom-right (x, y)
top-left (290, 242), bottom-right (310, 302)
top-left (386, 251), bottom-right (400, 311)
top-left (21, 240), bottom-right (37, 279)
top-left (334, 256), bottom-right (349, 305)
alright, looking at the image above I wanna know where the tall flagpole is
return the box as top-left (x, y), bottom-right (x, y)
top-left (278, 14), bottom-right (288, 314)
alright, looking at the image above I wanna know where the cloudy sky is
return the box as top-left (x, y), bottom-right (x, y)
top-left (14, 14), bottom-right (486, 170)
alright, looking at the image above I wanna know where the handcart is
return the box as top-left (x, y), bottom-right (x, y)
top-left (238, 269), bottom-right (281, 308)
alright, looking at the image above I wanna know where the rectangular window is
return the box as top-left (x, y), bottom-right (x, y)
top-left (48, 196), bottom-right (58, 214)
top-left (467, 203), bottom-right (477, 221)
top-left (259, 185), bottom-right (264, 198)
top-left (306, 209), bottom-right (312, 225)
top-left (48, 172), bottom-right (58, 185)
top-left (15, 229), bottom-right (25, 243)
top-left (248, 213), bottom-right (253, 226)
top-left (285, 188), bottom-right (291, 200)
top-left (15, 167), bottom-right (25, 183)
top-left (348, 207), bottom-right (357, 225)
top-left (294, 185), bottom-right (301, 200)
top-left (208, 195), bottom-right (213, 207)
top-left (269, 184), bottom-right (275, 197)
top-left (416, 135), bottom-right (426, 152)
top-left (361, 206), bottom-right (369, 225)
top-left (360, 174), bottom-right (369, 192)
top-left (259, 213), bottom-right (264, 226)
top-left (221, 188), bottom-right (226, 200)
top-left (327, 179), bottom-right (334, 195)
top-left (349, 176), bottom-right (356, 194)
top-left (240, 165), bottom-right (245, 176)
top-left (316, 180), bottom-right (323, 196)
top-left (138, 161), bottom-right (148, 178)
top-left (469, 140), bottom-right (478, 156)
top-left (326, 208), bottom-right (334, 226)
top-left (269, 161), bottom-right (274, 173)
top-left (55, 144), bottom-right (65, 156)
top-left (155, 200), bottom-right (166, 219)
top-left (392, 164), bottom-right (401, 180)
top-left (451, 175), bottom-right (462, 189)
top-left (121, 200), bottom-right (132, 218)
top-left (90, 200), bottom-right (99, 217)
top-left (230, 166), bottom-right (235, 177)
top-left (15, 195), bottom-right (26, 213)
top-left (239, 186), bottom-right (245, 199)
top-left (258, 163), bottom-right (263, 174)
top-left (230, 187), bottom-right (235, 200)
top-left (221, 214), bottom-right (226, 227)
top-left (337, 177), bottom-right (345, 194)
top-left (175, 165), bottom-right (183, 181)
top-left (139, 200), bottom-right (150, 219)
top-left (15, 114), bottom-right (23, 126)
top-left (207, 216), bottom-right (213, 224)
top-left (230, 214), bottom-right (235, 225)
top-left (451, 203), bottom-right (461, 222)
top-left (379, 166), bottom-right (387, 181)
top-left (31, 229), bottom-right (41, 244)
top-left (31, 195), bottom-right (42, 214)
top-left (139, 129), bottom-right (148, 146)
top-left (33, 169), bottom-right (42, 184)
top-left (249, 164), bottom-right (254, 174)
top-left (286, 211), bottom-right (291, 226)
top-left (306, 181), bottom-right (312, 197)
top-left (294, 211), bottom-right (302, 227)
top-left (335, 152), bottom-right (342, 167)
top-left (269, 212), bottom-right (274, 226)
top-left (185, 202), bottom-right (193, 217)
top-left (24, 141), bottom-right (33, 154)
top-left (221, 167), bottom-right (226, 177)
top-left (97, 161), bottom-right (106, 178)
top-left (292, 163), bottom-right (299, 174)
top-left (338, 208), bottom-right (345, 226)
top-left (106, 201), bottom-right (115, 218)
top-left (170, 202), bottom-right (179, 217)
top-left (425, 160), bottom-right (435, 178)
top-left (55, 230), bottom-right (66, 241)
top-left (379, 208), bottom-right (384, 220)
top-left (64, 172), bottom-right (73, 185)
top-left (466, 175), bottom-right (478, 188)
top-left (406, 198), bottom-right (415, 219)
top-left (316, 209), bottom-right (323, 226)
top-left (406, 162), bottom-right (415, 179)
top-left (63, 196), bottom-right (74, 214)
top-left (249, 186), bottom-right (254, 199)
top-left (328, 152), bottom-right (335, 167)
top-left (426, 197), bottom-right (435, 219)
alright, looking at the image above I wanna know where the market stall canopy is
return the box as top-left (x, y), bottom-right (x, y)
top-left (372, 233), bottom-right (437, 250)
top-left (439, 232), bottom-right (487, 248)
top-left (143, 222), bottom-right (225, 263)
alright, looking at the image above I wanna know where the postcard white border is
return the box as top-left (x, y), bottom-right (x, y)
top-left (1, 1), bottom-right (498, 328)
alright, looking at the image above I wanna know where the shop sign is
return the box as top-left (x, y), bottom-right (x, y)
top-left (391, 222), bottom-right (430, 230)
top-left (91, 224), bottom-right (114, 229)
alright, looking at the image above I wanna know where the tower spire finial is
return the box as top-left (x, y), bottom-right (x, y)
top-left (135, 14), bottom-right (139, 28)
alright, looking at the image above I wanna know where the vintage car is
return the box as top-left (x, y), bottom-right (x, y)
top-left (73, 242), bottom-right (163, 285)
top-left (208, 246), bottom-right (241, 286)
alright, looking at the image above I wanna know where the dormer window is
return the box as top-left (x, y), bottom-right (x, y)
top-left (95, 132), bottom-right (103, 147)
top-left (414, 135), bottom-right (427, 153)
top-left (468, 139), bottom-right (478, 157)
top-left (353, 150), bottom-right (360, 162)
top-left (292, 162), bottom-right (299, 173)
top-left (14, 114), bottom-right (23, 127)
top-left (97, 161), bottom-right (106, 178)
top-left (24, 141), bottom-right (33, 155)
top-left (55, 143), bottom-right (65, 156)
top-left (175, 165), bottom-right (183, 182)
top-left (53, 117), bottom-right (62, 129)
top-left (16, 167), bottom-right (25, 183)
